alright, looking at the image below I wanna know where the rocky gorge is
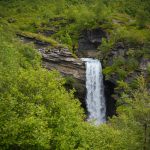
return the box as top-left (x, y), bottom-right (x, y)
top-left (18, 27), bottom-right (117, 118)
top-left (1, 1), bottom-right (150, 149)
top-left (18, 26), bottom-right (149, 119)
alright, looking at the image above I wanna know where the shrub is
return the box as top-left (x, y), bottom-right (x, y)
top-left (126, 58), bottom-right (139, 71)
top-left (98, 38), bottom-right (114, 54)
top-left (116, 27), bottom-right (150, 45)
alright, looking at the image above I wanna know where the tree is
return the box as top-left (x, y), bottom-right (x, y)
top-left (111, 76), bottom-right (150, 150)
top-left (0, 30), bottom-right (86, 149)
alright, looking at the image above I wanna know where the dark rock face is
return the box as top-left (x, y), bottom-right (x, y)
top-left (78, 28), bottom-right (107, 51)
top-left (104, 80), bottom-right (116, 118)
top-left (101, 41), bottom-right (150, 117)
top-left (77, 28), bottom-right (116, 118)
top-left (38, 29), bottom-right (56, 37)
top-left (102, 42), bottom-right (150, 84)
top-left (77, 28), bottom-right (107, 58)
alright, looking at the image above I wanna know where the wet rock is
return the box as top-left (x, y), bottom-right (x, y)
top-left (104, 80), bottom-right (116, 118)
top-left (78, 28), bottom-right (107, 51)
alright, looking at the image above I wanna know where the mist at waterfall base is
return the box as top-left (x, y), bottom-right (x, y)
top-left (81, 58), bottom-right (106, 125)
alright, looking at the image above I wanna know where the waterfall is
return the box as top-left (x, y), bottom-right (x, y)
top-left (81, 58), bottom-right (106, 125)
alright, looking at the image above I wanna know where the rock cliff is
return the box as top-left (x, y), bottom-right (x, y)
top-left (39, 47), bottom-right (86, 108)
top-left (18, 28), bottom-right (116, 117)
top-left (19, 34), bottom-right (87, 109)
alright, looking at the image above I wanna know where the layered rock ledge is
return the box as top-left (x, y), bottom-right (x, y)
top-left (39, 48), bottom-right (85, 82)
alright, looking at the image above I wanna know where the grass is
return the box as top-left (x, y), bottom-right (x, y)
top-left (17, 31), bottom-right (66, 48)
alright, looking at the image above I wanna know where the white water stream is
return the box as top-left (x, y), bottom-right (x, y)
top-left (82, 58), bottom-right (106, 125)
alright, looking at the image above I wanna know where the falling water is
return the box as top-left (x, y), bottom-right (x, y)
top-left (81, 58), bottom-right (106, 125)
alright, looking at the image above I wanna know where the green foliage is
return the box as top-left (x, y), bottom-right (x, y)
top-left (116, 80), bottom-right (130, 92)
top-left (103, 56), bottom-right (127, 80)
top-left (64, 76), bottom-right (75, 89)
top-left (0, 29), bottom-right (85, 149)
top-left (0, 1), bottom-right (150, 149)
top-left (0, 30), bottom-right (50, 149)
top-left (127, 58), bottom-right (139, 71)
top-left (112, 76), bottom-right (150, 150)
top-left (18, 31), bottom-right (63, 48)
top-left (116, 69), bottom-right (128, 80)
top-left (103, 66), bottom-right (114, 76)
top-left (60, 32), bottom-right (72, 47)
top-left (65, 0), bottom-right (110, 30)
top-left (147, 63), bottom-right (150, 74)
top-left (116, 27), bottom-right (150, 45)
top-left (98, 38), bottom-right (115, 54)
top-left (113, 56), bottom-right (126, 66)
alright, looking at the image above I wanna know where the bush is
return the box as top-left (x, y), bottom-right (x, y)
top-left (0, 29), bottom-right (86, 149)
top-left (126, 58), bottom-right (139, 71)
top-left (116, 27), bottom-right (150, 45)
top-left (98, 38), bottom-right (114, 54)
top-left (113, 76), bottom-right (150, 150)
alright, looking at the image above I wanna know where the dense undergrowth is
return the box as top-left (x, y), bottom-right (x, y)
top-left (0, 0), bottom-right (150, 149)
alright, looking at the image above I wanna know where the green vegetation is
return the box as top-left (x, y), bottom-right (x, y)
top-left (0, 29), bottom-right (85, 149)
top-left (18, 31), bottom-right (64, 48)
top-left (0, 0), bottom-right (150, 149)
